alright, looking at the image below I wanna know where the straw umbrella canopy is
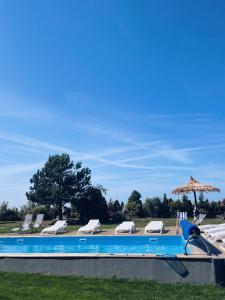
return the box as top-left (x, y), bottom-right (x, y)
top-left (172, 176), bottom-right (220, 207)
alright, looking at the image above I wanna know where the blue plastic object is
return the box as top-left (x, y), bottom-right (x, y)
top-left (180, 220), bottom-right (200, 240)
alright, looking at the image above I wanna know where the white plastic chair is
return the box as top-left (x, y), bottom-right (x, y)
top-left (11, 214), bottom-right (33, 232)
top-left (41, 220), bottom-right (67, 235)
top-left (115, 221), bottom-right (135, 234)
top-left (78, 219), bottom-right (101, 235)
top-left (33, 214), bottom-right (44, 229)
top-left (145, 221), bottom-right (164, 234)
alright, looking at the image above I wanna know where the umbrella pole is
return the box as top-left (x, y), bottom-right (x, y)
top-left (193, 191), bottom-right (197, 218)
top-left (193, 191), bottom-right (197, 207)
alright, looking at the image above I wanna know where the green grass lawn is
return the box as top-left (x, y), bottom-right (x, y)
top-left (0, 272), bottom-right (225, 300)
top-left (0, 218), bottom-right (225, 234)
top-left (0, 221), bottom-right (18, 234)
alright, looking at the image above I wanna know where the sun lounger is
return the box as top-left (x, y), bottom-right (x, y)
top-left (208, 230), bottom-right (225, 243)
top-left (199, 223), bottom-right (225, 231)
top-left (115, 221), bottom-right (135, 234)
top-left (11, 214), bottom-right (33, 232)
top-left (203, 225), bottom-right (225, 236)
top-left (41, 220), bottom-right (67, 235)
top-left (193, 214), bottom-right (207, 226)
top-left (78, 219), bottom-right (101, 235)
top-left (220, 239), bottom-right (225, 251)
top-left (33, 214), bottom-right (44, 229)
top-left (177, 211), bottom-right (187, 221)
top-left (175, 211), bottom-right (187, 233)
top-left (145, 221), bottom-right (164, 234)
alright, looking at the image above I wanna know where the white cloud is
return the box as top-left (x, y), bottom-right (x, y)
top-left (0, 162), bottom-right (43, 178)
top-left (0, 108), bottom-right (225, 206)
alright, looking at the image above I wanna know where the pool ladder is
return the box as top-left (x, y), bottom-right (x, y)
top-left (184, 234), bottom-right (211, 256)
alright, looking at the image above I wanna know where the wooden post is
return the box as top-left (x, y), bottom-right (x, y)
top-left (193, 191), bottom-right (198, 207)
top-left (193, 191), bottom-right (197, 218)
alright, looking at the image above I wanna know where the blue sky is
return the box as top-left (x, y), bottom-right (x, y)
top-left (0, 0), bottom-right (225, 207)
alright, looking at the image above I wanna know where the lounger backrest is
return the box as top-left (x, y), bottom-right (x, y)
top-left (177, 211), bottom-right (187, 220)
top-left (122, 221), bottom-right (134, 226)
top-left (54, 220), bottom-right (67, 227)
top-left (24, 214), bottom-right (33, 225)
top-left (194, 213), bottom-right (207, 225)
top-left (35, 214), bottom-right (44, 225)
top-left (149, 221), bottom-right (163, 225)
top-left (88, 219), bottom-right (100, 226)
top-left (199, 213), bottom-right (207, 219)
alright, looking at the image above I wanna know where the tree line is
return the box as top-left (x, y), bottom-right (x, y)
top-left (124, 190), bottom-right (225, 219)
top-left (0, 153), bottom-right (224, 222)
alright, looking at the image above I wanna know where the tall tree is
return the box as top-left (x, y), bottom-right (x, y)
top-left (26, 154), bottom-right (91, 219)
top-left (125, 190), bottom-right (143, 218)
top-left (108, 198), bottom-right (114, 213)
top-left (73, 185), bottom-right (108, 223)
top-left (0, 201), bottom-right (20, 221)
top-left (181, 194), bottom-right (193, 215)
top-left (161, 193), bottom-right (170, 217)
top-left (143, 198), bottom-right (155, 217)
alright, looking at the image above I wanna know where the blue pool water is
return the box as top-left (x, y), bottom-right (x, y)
top-left (0, 236), bottom-right (189, 255)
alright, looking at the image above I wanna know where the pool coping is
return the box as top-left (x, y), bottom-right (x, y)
top-left (0, 234), bottom-right (182, 238)
top-left (0, 252), bottom-right (215, 259)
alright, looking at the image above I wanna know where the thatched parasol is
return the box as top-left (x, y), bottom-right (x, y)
top-left (172, 176), bottom-right (220, 207)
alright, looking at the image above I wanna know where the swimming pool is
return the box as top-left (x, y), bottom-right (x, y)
top-left (0, 236), bottom-right (189, 255)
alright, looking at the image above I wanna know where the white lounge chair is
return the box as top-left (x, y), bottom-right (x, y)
top-left (33, 214), bottom-right (44, 229)
top-left (145, 221), bottom-right (164, 234)
top-left (11, 214), bottom-right (33, 232)
top-left (176, 211), bottom-right (187, 233)
top-left (41, 220), bottom-right (67, 235)
top-left (203, 225), bottom-right (225, 236)
top-left (78, 219), bottom-right (101, 235)
top-left (199, 223), bottom-right (225, 231)
top-left (208, 230), bottom-right (225, 243)
top-left (177, 211), bottom-right (187, 221)
top-left (193, 214), bottom-right (207, 226)
top-left (115, 221), bottom-right (135, 234)
top-left (220, 239), bottom-right (225, 251)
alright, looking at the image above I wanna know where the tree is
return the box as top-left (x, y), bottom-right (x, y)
top-left (173, 199), bottom-right (182, 215)
top-left (143, 198), bottom-right (155, 217)
top-left (163, 193), bottom-right (168, 205)
top-left (125, 190), bottom-right (143, 218)
top-left (181, 194), bottom-right (193, 216)
top-left (107, 199), bottom-right (124, 223)
top-left (161, 194), bottom-right (170, 217)
top-left (113, 200), bottom-right (122, 212)
top-left (73, 185), bottom-right (108, 223)
top-left (108, 198), bottom-right (114, 214)
top-left (0, 201), bottom-right (20, 221)
top-left (150, 197), bottom-right (161, 217)
top-left (167, 198), bottom-right (175, 217)
top-left (26, 154), bottom-right (91, 219)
